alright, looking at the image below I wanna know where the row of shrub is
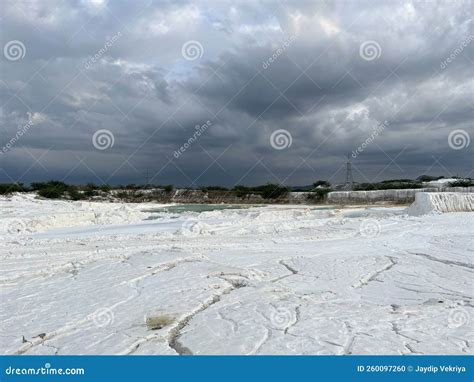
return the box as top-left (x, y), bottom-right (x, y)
top-left (353, 178), bottom-right (473, 191)
top-left (353, 181), bottom-right (424, 191)
top-left (232, 184), bottom-right (290, 199)
top-left (0, 177), bottom-right (471, 200)
top-left (449, 179), bottom-right (474, 187)
top-left (0, 181), bottom-right (113, 199)
top-left (0, 183), bottom-right (29, 195)
top-left (33, 181), bottom-right (114, 200)
top-left (0, 181), bottom-right (292, 200)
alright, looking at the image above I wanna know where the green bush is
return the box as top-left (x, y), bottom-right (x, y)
top-left (0, 183), bottom-right (28, 195)
top-left (254, 184), bottom-right (290, 199)
top-left (85, 183), bottom-right (98, 190)
top-left (354, 182), bottom-right (423, 191)
top-left (380, 179), bottom-right (413, 183)
top-left (36, 181), bottom-right (70, 199)
top-left (99, 184), bottom-right (111, 193)
top-left (308, 187), bottom-right (332, 201)
top-left (233, 184), bottom-right (289, 199)
top-left (449, 179), bottom-right (473, 187)
top-left (67, 187), bottom-right (85, 201)
top-left (116, 191), bottom-right (130, 199)
top-left (83, 189), bottom-right (98, 198)
top-left (38, 187), bottom-right (65, 199)
top-left (233, 185), bottom-right (251, 197)
top-left (30, 182), bottom-right (47, 191)
top-left (200, 186), bottom-right (229, 192)
top-left (164, 184), bottom-right (174, 193)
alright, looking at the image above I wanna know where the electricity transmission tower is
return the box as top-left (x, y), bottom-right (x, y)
top-left (344, 154), bottom-right (354, 190)
top-left (144, 169), bottom-right (151, 188)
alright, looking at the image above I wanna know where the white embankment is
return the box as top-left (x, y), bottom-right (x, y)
top-left (406, 192), bottom-right (474, 216)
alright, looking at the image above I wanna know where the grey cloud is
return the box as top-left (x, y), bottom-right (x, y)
top-left (0, 0), bottom-right (472, 186)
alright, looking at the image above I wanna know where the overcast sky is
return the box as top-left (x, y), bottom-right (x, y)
top-left (0, 0), bottom-right (472, 187)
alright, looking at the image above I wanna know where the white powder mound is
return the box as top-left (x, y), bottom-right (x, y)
top-left (0, 194), bottom-right (148, 234)
top-left (406, 192), bottom-right (474, 216)
top-left (423, 178), bottom-right (459, 188)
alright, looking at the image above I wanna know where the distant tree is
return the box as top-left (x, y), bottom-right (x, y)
top-left (164, 184), bottom-right (174, 193)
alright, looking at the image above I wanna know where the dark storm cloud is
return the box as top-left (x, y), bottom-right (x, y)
top-left (0, 0), bottom-right (472, 186)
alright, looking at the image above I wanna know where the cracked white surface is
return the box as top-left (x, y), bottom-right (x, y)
top-left (0, 194), bottom-right (472, 355)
